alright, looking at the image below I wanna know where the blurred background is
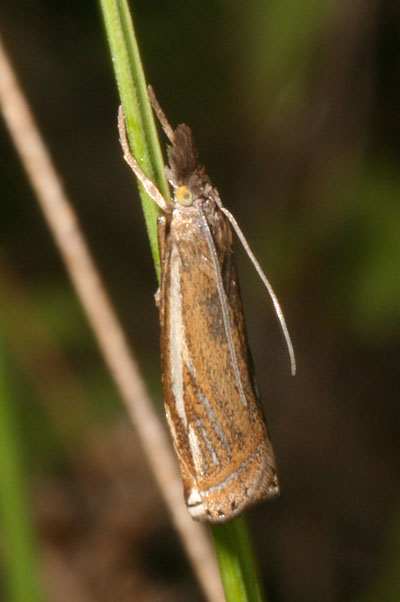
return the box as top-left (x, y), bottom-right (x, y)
top-left (0, 1), bottom-right (399, 601)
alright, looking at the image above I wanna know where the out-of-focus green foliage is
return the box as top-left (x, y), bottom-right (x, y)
top-left (0, 337), bottom-right (43, 602)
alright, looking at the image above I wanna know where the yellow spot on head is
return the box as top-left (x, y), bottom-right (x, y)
top-left (175, 186), bottom-right (193, 206)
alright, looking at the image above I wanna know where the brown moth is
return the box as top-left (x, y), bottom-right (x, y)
top-left (118, 88), bottom-right (295, 523)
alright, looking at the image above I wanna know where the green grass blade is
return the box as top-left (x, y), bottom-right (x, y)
top-left (99, 0), bottom-right (170, 277)
top-left (98, 2), bottom-right (267, 600)
top-left (0, 338), bottom-right (44, 602)
top-left (211, 517), bottom-right (265, 602)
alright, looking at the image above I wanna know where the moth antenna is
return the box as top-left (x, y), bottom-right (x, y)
top-left (148, 85), bottom-right (175, 143)
top-left (118, 106), bottom-right (168, 212)
top-left (220, 206), bottom-right (296, 376)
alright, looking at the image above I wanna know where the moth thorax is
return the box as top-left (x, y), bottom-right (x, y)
top-left (175, 185), bottom-right (193, 207)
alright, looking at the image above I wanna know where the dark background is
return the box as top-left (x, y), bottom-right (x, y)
top-left (0, 1), bottom-right (399, 601)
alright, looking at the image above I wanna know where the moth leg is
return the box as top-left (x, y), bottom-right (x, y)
top-left (117, 106), bottom-right (168, 212)
top-left (154, 215), bottom-right (167, 309)
top-left (157, 214), bottom-right (167, 262)
top-left (147, 86), bottom-right (175, 144)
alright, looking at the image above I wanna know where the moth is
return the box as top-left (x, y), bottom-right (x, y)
top-left (118, 88), bottom-right (295, 523)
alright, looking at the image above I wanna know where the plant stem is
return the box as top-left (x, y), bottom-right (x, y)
top-left (99, 1), bottom-right (267, 600)
top-left (0, 337), bottom-right (44, 602)
top-left (212, 517), bottom-right (265, 602)
top-left (99, 0), bottom-right (169, 276)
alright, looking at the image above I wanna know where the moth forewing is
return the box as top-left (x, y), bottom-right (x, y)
top-left (119, 94), bottom-right (288, 523)
top-left (158, 198), bottom-right (279, 523)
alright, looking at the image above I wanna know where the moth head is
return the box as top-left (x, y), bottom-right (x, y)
top-left (175, 185), bottom-right (193, 207)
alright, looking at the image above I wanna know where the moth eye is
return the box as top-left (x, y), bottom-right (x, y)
top-left (175, 185), bottom-right (193, 206)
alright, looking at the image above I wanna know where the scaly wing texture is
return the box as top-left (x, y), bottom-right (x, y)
top-left (160, 205), bottom-right (278, 522)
